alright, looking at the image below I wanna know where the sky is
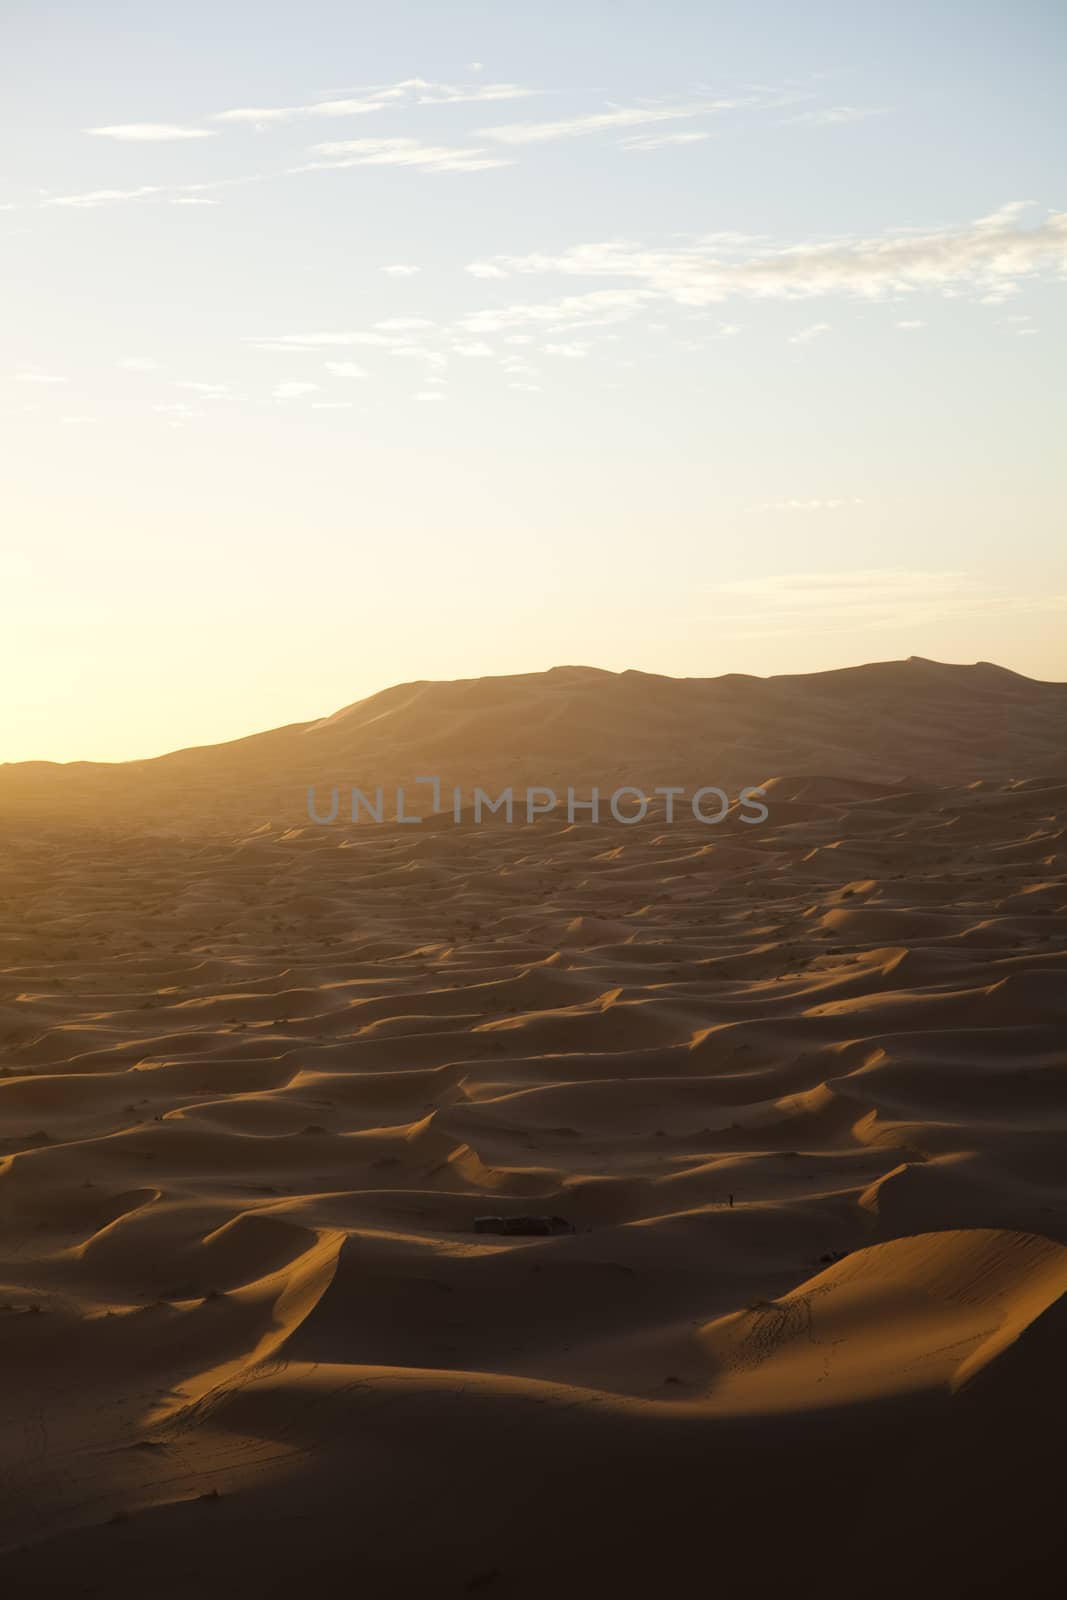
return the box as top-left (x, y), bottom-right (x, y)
top-left (2, 0), bottom-right (1065, 762)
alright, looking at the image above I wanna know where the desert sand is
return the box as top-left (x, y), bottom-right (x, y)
top-left (1, 658), bottom-right (1065, 1597)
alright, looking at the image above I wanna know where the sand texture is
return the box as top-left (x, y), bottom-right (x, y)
top-left (1, 660), bottom-right (1066, 1596)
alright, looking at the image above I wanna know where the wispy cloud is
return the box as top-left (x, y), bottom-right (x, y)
top-left (49, 185), bottom-right (164, 209)
top-left (215, 79), bottom-right (535, 125)
top-left (787, 106), bottom-right (887, 126)
top-left (788, 321), bottom-right (831, 343)
top-left (382, 263), bottom-right (420, 276)
top-left (88, 123), bottom-right (215, 141)
top-left (620, 131), bottom-right (711, 150)
top-left (459, 287), bottom-right (653, 334)
top-left (415, 83), bottom-right (537, 105)
top-left (465, 206), bottom-right (1067, 309)
top-left (216, 93), bottom-right (397, 125)
top-left (45, 172), bottom-right (266, 209)
top-left (299, 137), bottom-right (512, 173)
top-left (15, 371), bottom-right (68, 384)
top-left (481, 96), bottom-right (751, 145)
top-left (273, 381), bottom-right (320, 399)
top-left (323, 361), bottom-right (368, 377)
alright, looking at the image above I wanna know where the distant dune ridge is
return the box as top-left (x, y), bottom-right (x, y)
top-left (2, 655), bottom-right (1065, 829)
top-left (1, 655), bottom-right (1066, 1595)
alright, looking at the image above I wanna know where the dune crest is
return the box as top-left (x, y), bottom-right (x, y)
top-left (2, 656), bottom-right (1065, 830)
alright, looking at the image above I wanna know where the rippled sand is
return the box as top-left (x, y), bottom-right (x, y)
top-left (2, 666), bottom-right (1066, 1595)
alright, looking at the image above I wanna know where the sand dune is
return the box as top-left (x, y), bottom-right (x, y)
top-left (2, 655), bottom-right (1066, 830)
top-left (1, 661), bottom-right (1066, 1595)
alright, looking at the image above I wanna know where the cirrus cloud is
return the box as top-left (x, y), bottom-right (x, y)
top-left (464, 206), bottom-right (1067, 313)
top-left (215, 79), bottom-right (536, 125)
top-left (480, 94), bottom-right (763, 145)
top-left (299, 137), bottom-right (512, 173)
top-left (88, 123), bottom-right (215, 141)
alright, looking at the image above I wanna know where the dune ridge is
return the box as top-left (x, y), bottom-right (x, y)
top-left (2, 655), bottom-right (1066, 830)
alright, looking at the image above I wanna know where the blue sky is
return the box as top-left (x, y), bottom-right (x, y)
top-left (2, 1), bottom-right (1065, 759)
